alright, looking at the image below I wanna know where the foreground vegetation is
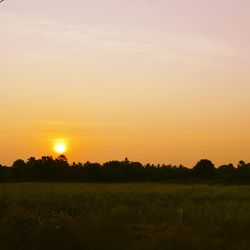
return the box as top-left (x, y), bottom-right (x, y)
top-left (1, 183), bottom-right (250, 249)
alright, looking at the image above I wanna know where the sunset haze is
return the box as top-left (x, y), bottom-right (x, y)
top-left (1, 0), bottom-right (250, 166)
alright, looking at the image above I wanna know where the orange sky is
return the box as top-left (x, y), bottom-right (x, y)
top-left (0, 0), bottom-right (250, 167)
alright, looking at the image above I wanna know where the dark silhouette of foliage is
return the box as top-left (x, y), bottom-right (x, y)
top-left (193, 159), bottom-right (216, 179)
top-left (238, 160), bottom-right (246, 169)
top-left (13, 159), bottom-right (26, 169)
top-left (217, 164), bottom-right (235, 174)
top-left (235, 161), bottom-right (250, 183)
top-left (1, 156), bottom-right (250, 183)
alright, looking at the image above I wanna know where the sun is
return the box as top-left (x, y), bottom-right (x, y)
top-left (54, 142), bottom-right (67, 154)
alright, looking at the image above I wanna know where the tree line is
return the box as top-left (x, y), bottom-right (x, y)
top-left (1, 156), bottom-right (250, 183)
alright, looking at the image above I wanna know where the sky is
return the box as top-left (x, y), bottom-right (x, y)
top-left (0, 0), bottom-right (250, 167)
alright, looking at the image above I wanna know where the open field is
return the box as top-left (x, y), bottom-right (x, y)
top-left (1, 183), bottom-right (250, 249)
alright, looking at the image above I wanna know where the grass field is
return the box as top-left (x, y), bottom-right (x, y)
top-left (1, 183), bottom-right (250, 250)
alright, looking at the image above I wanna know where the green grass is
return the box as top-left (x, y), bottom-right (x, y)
top-left (1, 183), bottom-right (250, 249)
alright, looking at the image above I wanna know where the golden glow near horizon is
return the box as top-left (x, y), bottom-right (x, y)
top-left (54, 141), bottom-right (67, 154)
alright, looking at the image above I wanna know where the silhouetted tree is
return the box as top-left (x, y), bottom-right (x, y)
top-left (12, 159), bottom-right (27, 179)
top-left (236, 161), bottom-right (250, 183)
top-left (13, 159), bottom-right (26, 169)
top-left (217, 163), bottom-right (235, 173)
top-left (238, 160), bottom-right (246, 169)
top-left (216, 164), bottom-right (236, 181)
top-left (81, 162), bottom-right (102, 181)
top-left (193, 159), bottom-right (215, 179)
